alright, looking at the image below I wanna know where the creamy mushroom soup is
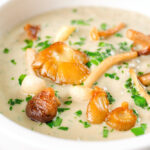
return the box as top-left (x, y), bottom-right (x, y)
top-left (0, 7), bottom-right (150, 141)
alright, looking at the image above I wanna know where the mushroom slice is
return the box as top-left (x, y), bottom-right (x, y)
top-left (129, 68), bottom-right (150, 105)
top-left (138, 73), bottom-right (150, 86)
top-left (127, 29), bottom-right (150, 48)
top-left (106, 102), bottom-right (137, 131)
top-left (90, 23), bottom-right (125, 40)
top-left (84, 51), bottom-right (138, 88)
top-left (26, 87), bottom-right (60, 123)
top-left (32, 42), bottom-right (89, 84)
top-left (54, 26), bottom-right (76, 42)
top-left (24, 24), bottom-right (40, 40)
top-left (86, 86), bottom-right (109, 124)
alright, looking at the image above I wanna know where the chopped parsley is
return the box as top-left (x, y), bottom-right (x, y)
top-left (84, 49), bottom-right (112, 67)
top-left (64, 101), bottom-right (72, 105)
top-left (79, 120), bottom-right (91, 128)
top-left (18, 74), bottom-right (27, 85)
top-left (67, 96), bottom-right (72, 100)
top-left (36, 40), bottom-right (51, 52)
top-left (11, 77), bottom-right (15, 80)
top-left (58, 126), bottom-right (69, 131)
top-left (72, 8), bottom-right (77, 13)
top-left (57, 108), bottom-right (70, 114)
top-left (74, 37), bottom-right (86, 46)
top-left (106, 92), bottom-right (116, 104)
top-left (71, 19), bottom-right (91, 26)
top-left (45, 35), bottom-right (52, 39)
top-left (93, 82), bottom-right (98, 85)
top-left (104, 73), bottom-right (120, 80)
top-left (118, 42), bottom-right (131, 51)
top-left (100, 23), bottom-right (107, 31)
top-left (115, 33), bottom-right (123, 37)
top-left (138, 72), bottom-right (144, 76)
top-left (131, 124), bottom-right (147, 136)
top-left (26, 95), bottom-right (32, 102)
top-left (46, 116), bottom-right (62, 128)
top-left (75, 110), bottom-right (82, 117)
top-left (125, 78), bottom-right (148, 108)
top-left (3, 48), bottom-right (9, 54)
top-left (22, 39), bottom-right (33, 51)
top-left (8, 98), bottom-right (24, 111)
top-left (10, 59), bottom-right (17, 65)
top-left (103, 126), bottom-right (109, 138)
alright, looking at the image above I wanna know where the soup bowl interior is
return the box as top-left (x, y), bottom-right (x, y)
top-left (0, 0), bottom-right (150, 150)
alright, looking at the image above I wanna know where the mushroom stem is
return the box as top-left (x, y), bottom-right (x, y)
top-left (84, 51), bottom-right (138, 88)
top-left (21, 48), bottom-right (46, 94)
top-left (54, 26), bottom-right (76, 42)
top-left (129, 68), bottom-right (150, 105)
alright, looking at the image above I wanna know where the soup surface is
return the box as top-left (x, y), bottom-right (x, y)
top-left (0, 7), bottom-right (150, 141)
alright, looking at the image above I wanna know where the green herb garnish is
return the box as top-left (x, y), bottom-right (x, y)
top-left (138, 72), bottom-right (144, 76)
top-left (100, 23), bottom-right (107, 31)
top-left (105, 73), bottom-right (120, 80)
top-left (18, 74), bottom-right (27, 86)
top-left (131, 124), bottom-right (147, 136)
top-left (58, 126), bottom-right (69, 131)
top-left (36, 40), bottom-right (51, 52)
top-left (79, 120), bottom-right (91, 128)
top-left (72, 8), bottom-right (77, 13)
top-left (118, 42), bottom-right (131, 51)
top-left (64, 101), bottom-right (72, 105)
top-left (57, 108), bottom-right (70, 114)
top-left (74, 37), bottom-right (86, 46)
top-left (71, 19), bottom-right (91, 26)
top-left (10, 59), bottom-right (17, 65)
top-left (115, 33), bottom-right (123, 37)
top-left (125, 78), bottom-right (148, 108)
top-left (26, 95), bottom-right (32, 102)
top-left (22, 39), bottom-right (33, 51)
top-left (8, 98), bottom-right (24, 111)
top-left (46, 116), bottom-right (62, 128)
top-left (103, 126), bottom-right (109, 138)
top-left (75, 110), bottom-right (82, 117)
top-left (106, 92), bottom-right (116, 104)
top-left (3, 48), bottom-right (9, 54)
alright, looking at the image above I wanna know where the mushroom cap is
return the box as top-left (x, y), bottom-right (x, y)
top-left (32, 42), bottom-right (89, 85)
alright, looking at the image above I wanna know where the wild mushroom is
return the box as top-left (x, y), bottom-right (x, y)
top-left (26, 87), bottom-right (60, 122)
top-left (90, 23), bottom-right (126, 40)
top-left (106, 102), bottom-right (137, 131)
top-left (32, 42), bottom-right (89, 85)
top-left (138, 73), bottom-right (150, 86)
top-left (129, 68), bottom-right (150, 105)
top-left (54, 26), bottom-right (76, 42)
top-left (21, 48), bottom-right (46, 94)
top-left (86, 86), bottom-right (109, 124)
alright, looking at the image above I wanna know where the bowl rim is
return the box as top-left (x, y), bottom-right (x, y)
top-left (0, 0), bottom-right (150, 149)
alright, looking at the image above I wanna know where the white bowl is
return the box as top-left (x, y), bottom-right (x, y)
top-left (0, 0), bottom-right (150, 150)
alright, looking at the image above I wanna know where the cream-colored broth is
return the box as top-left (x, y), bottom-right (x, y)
top-left (0, 7), bottom-right (150, 141)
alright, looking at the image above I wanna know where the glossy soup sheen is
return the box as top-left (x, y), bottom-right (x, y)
top-left (0, 7), bottom-right (150, 141)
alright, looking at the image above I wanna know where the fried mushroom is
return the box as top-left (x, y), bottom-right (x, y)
top-left (26, 88), bottom-right (60, 122)
top-left (32, 42), bottom-right (89, 85)
top-left (106, 102), bottom-right (137, 131)
top-left (86, 86), bottom-right (109, 124)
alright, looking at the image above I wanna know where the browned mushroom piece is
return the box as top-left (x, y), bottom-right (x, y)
top-left (32, 42), bottom-right (89, 85)
top-left (106, 102), bottom-right (137, 131)
top-left (138, 73), bottom-right (150, 86)
top-left (90, 23), bottom-right (126, 40)
top-left (26, 87), bottom-right (60, 123)
top-left (24, 24), bottom-right (40, 40)
top-left (86, 86), bottom-right (109, 124)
